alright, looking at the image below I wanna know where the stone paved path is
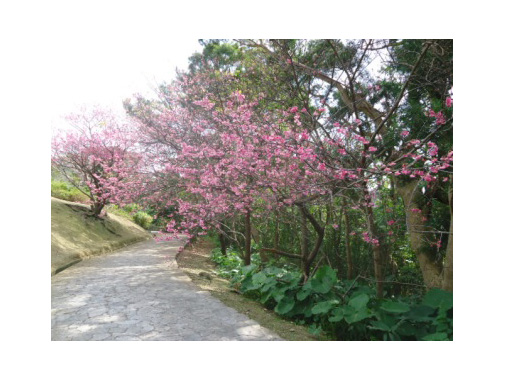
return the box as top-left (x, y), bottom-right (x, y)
top-left (51, 238), bottom-right (282, 341)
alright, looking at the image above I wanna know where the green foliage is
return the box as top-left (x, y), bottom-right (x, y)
top-left (107, 204), bottom-right (154, 230)
top-left (122, 203), bottom-right (142, 214)
top-left (133, 211), bottom-right (153, 230)
top-left (211, 253), bottom-right (453, 340)
top-left (107, 204), bottom-right (134, 221)
top-left (51, 180), bottom-right (88, 203)
top-left (210, 249), bottom-right (244, 278)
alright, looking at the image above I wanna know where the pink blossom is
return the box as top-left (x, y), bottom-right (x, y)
top-left (445, 97), bottom-right (453, 107)
top-left (368, 146), bottom-right (378, 152)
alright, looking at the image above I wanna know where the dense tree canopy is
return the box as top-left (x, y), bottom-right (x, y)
top-left (124, 39), bottom-right (453, 293)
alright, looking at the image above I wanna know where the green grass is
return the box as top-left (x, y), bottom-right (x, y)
top-left (51, 180), bottom-right (89, 203)
top-left (51, 197), bottom-right (152, 275)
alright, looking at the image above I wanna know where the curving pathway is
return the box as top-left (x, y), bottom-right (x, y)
top-left (51, 237), bottom-right (282, 341)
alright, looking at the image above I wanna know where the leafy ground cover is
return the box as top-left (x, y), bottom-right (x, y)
top-left (207, 244), bottom-right (453, 341)
top-left (176, 238), bottom-right (320, 341)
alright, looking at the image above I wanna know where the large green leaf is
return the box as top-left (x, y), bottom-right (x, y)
top-left (260, 292), bottom-right (272, 304)
top-left (423, 289), bottom-right (453, 310)
top-left (241, 264), bottom-right (258, 276)
top-left (328, 307), bottom-right (345, 322)
top-left (296, 288), bottom-right (311, 301)
top-left (272, 288), bottom-right (287, 302)
top-left (308, 266), bottom-right (338, 294)
top-left (406, 305), bottom-right (436, 322)
top-left (274, 296), bottom-right (295, 315)
top-left (314, 265), bottom-right (337, 282)
top-left (312, 281), bottom-right (331, 294)
top-left (243, 272), bottom-right (267, 291)
top-left (344, 308), bottom-right (370, 324)
top-left (311, 300), bottom-right (339, 315)
top-left (348, 294), bottom-right (370, 310)
top-left (421, 332), bottom-right (449, 341)
top-left (260, 277), bottom-right (277, 293)
top-left (380, 300), bottom-right (410, 314)
top-left (368, 320), bottom-right (393, 332)
top-left (252, 272), bottom-right (267, 285)
top-left (395, 321), bottom-right (419, 338)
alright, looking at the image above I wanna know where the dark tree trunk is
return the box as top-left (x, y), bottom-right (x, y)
top-left (219, 233), bottom-right (228, 256)
top-left (360, 183), bottom-right (385, 299)
top-left (244, 211), bottom-right (252, 266)
top-left (298, 204), bottom-right (326, 282)
top-left (90, 202), bottom-right (105, 217)
top-left (365, 205), bottom-right (384, 299)
top-left (343, 205), bottom-right (354, 280)
top-left (274, 210), bottom-right (280, 250)
top-left (299, 206), bottom-right (310, 280)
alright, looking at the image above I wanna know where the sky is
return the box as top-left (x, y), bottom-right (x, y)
top-left (2, 1), bottom-right (206, 134)
top-left (48, 36), bottom-right (203, 131)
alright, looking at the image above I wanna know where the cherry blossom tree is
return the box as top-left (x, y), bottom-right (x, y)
top-left (237, 39), bottom-right (453, 293)
top-left (51, 106), bottom-right (145, 217)
top-left (126, 39), bottom-right (453, 295)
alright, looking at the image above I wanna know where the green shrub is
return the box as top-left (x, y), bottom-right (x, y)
top-left (51, 180), bottom-right (88, 203)
top-left (133, 211), bottom-right (153, 230)
top-left (122, 203), bottom-right (142, 214)
top-left (211, 256), bottom-right (453, 341)
top-left (106, 204), bottom-right (134, 221)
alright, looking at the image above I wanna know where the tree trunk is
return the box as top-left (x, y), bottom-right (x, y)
top-left (333, 206), bottom-right (344, 278)
top-left (365, 205), bottom-right (384, 299)
top-left (244, 211), bottom-right (252, 266)
top-left (343, 205), bottom-right (354, 280)
top-left (442, 185), bottom-right (453, 291)
top-left (90, 202), bottom-right (105, 217)
top-left (299, 206), bottom-right (310, 280)
top-left (274, 210), bottom-right (280, 250)
top-left (299, 204), bottom-right (326, 282)
top-left (360, 182), bottom-right (385, 298)
top-left (218, 233), bottom-right (227, 256)
top-left (396, 178), bottom-right (444, 289)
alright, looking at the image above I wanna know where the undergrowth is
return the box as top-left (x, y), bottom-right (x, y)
top-left (211, 248), bottom-right (453, 341)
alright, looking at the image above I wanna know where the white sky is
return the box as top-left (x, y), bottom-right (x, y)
top-left (3, 1), bottom-right (205, 134)
top-left (47, 34), bottom-right (202, 131)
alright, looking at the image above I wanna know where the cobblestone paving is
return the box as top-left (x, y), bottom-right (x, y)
top-left (51, 238), bottom-right (282, 341)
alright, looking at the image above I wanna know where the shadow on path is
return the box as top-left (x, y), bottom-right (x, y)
top-left (51, 238), bottom-right (282, 341)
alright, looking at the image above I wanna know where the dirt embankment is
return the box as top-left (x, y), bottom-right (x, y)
top-left (51, 197), bottom-right (152, 275)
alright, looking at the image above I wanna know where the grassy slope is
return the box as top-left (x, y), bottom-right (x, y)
top-left (51, 197), bottom-right (152, 275)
